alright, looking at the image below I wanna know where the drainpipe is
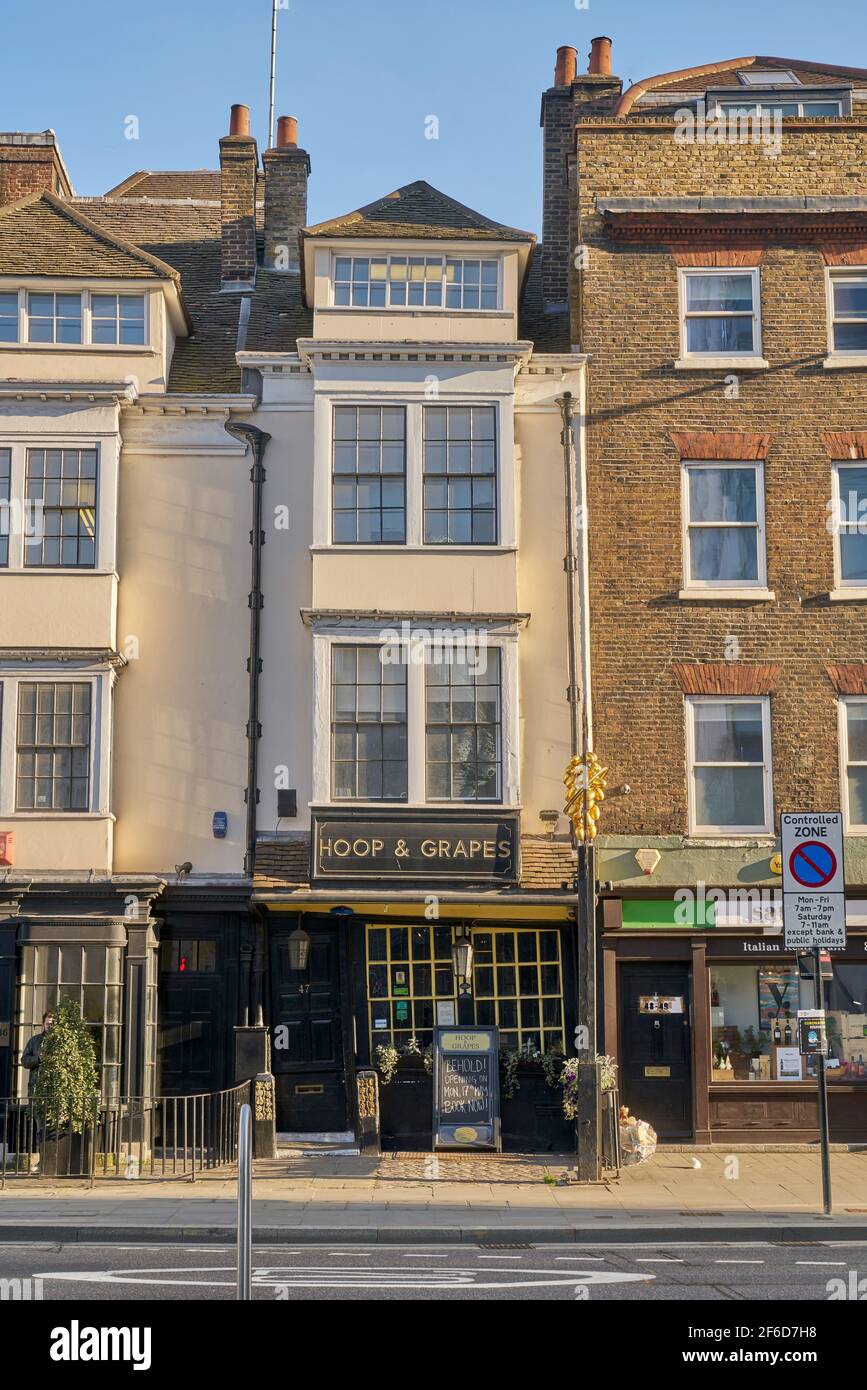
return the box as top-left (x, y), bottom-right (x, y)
top-left (557, 383), bottom-right (600, 1182)
top-left (224, 421), bottom-right (271, 881)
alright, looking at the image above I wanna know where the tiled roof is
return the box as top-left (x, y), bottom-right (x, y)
top-left (0, 192), bottom-right (180, 281)
top-left (105, 171), bottom-right (224, 201)
top-left (305, 179), bottom-right (534, 243)
top-left (74, 199), bottom-right (312, 392)
top-left (252, 834), bottom-right (576, 892)
top-left (518, 247), bottom-right (571, 353)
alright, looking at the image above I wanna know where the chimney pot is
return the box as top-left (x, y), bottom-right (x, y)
top-left (588, 36), bottom-right (613, 76)
top-left (554, 45), bottom-right (578, 87)
top-left (229, 103), bottom-right (251, 137)
top-left (276, 116), bottom-right (298, 149)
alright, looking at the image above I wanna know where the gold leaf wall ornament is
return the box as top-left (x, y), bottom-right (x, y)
top-left (563, 752), bottom-right (608, 842)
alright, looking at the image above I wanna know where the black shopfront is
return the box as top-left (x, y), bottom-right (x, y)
top-left (256, 812), bottom-right (581, 1152)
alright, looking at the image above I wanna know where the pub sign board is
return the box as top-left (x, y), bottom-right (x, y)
top-left (312, 812), bottom-right (520, 884)
top-left (433, 1026), bottom-right (501, 1151)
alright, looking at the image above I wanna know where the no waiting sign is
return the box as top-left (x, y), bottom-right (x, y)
top-left (781, 812), bottom-right (846, 950)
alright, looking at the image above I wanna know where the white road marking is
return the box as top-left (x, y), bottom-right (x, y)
top-left (478, 1254), bottom-right (521, 1260)
top-left (401, 1253), bottom-right (450, 1258)
top-left (555, 1256), bottom-right (604, 1261)
top-left (796, 1261), bottom-right (847, 1267)
top-left (715, 1260), bottom-right (765, 1265)
top-left (35, 1263), bottom-right (654, 1293)
top-left (636, 1258), bottom-right (683, 1263)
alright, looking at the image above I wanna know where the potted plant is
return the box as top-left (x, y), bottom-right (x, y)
top-left (32, 998), bottom-right (100, 1176)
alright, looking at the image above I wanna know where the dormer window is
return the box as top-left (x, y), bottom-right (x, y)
top-left (28, 292), bottom-right (82, 344)
top-left (332, 254), bottom-right (500, 310)
top-left (0, 289), bottom-right (149, 346)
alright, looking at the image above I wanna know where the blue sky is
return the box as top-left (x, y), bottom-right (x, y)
top-left (1, 0), bottom-right (864, 234)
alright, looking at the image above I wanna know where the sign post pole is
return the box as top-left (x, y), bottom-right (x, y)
top-left (813, 947), bottom-right (833, 1217)
top-left (781, 812), bottom-right (844, 1217)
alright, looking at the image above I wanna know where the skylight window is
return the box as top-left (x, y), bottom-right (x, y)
top-left (738, 70), bottom-right (800, 85)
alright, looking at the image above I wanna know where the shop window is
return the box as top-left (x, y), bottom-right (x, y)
top-left (15, 943), bottom-right (123, 1101)
top-left (159, 939), bottom-right (217, 974)
top-left (825, 963), bottom-right (867, 1081)
top-left (366, 923), bottom-right (455, 1052)
top-left (710, 963), bottom-right (805, 1081)
top-left (472, 928), bottom-right (565, 1056)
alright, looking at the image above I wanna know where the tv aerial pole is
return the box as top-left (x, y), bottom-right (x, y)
top-left (267, 0), bottom-right (280, 150)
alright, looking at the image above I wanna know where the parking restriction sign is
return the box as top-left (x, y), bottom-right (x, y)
top-left (781, 812), bottom-right (846, 950)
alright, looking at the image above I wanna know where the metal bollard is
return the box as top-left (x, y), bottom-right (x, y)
top-left (237, 1102), bottom-right (252, 1300)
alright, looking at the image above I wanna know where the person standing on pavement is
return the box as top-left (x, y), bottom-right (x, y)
top-left (22, 1011), bottom-right (54, 1154)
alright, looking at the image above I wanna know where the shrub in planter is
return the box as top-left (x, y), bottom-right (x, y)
top-left (32, 998), bottom-right (99, 1175)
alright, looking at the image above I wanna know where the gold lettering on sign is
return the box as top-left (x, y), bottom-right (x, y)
top-left (497, 839), bottom-right (511, 859)
top-left (421, 839), bottom-right (436, 857)
top-left (483, 841), bottom-right (495, 858)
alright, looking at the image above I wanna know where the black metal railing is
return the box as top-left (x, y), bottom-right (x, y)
top-left (0, 1081), bottom-right (251, 1184)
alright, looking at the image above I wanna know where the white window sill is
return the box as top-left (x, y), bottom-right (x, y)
top-left (823, 354), bottom-right (867, 370)
top-left (674, 357), bottom-right (769, 371)
top-left (310, 544), bottom-right (517, 555)
top-left (319, 306), bottom-right (510, 320)
top-left (829, 587), bottom-right (867, 601)
top-left (686, 831), bottom-right (775, 843)
top-left (0, 568), bottom-right (115, 577)
top-left (309, 801), bottom-right (521, 811)
top-left (679, 587), bottom-right (775, 601)
top-left (3, 344), bottom-right (155, 354)
top-left (1, 811), bottom-right (115, 821)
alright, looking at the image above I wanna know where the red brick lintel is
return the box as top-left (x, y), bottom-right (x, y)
top-left (673, 663), bottom-right (782, 696)
top-left (670, 431), bottom-right (772, 460)
top-left (824, 662), bottom-right (867, 695)
top-left (821, 431), bottom-right (867, 459)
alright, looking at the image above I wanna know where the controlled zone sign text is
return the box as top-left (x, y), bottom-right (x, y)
top-left (781, 812), bottom-right (846, 950)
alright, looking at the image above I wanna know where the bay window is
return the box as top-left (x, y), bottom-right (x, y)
top-left (425, 649), bottom-right (502, 801)
top-left (16, 681), bottom-right (92, 811)
top-left (331, 645), bottom-right (408, 801)
top-left (687, 697), bottom-right (772, 834)
top-left (332, 405), bottom-right (406, 544)
top-left (423, 405), bottom-right (497, 544)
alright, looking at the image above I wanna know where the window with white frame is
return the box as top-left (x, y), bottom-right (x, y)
top-left (16, 681), bottom-right (92, 811)
top-left (829, 272), bottom-right (867, 354)
top-left (680, 269), bottom-right (760, 356)
top-left (90, 293), bottom-right (146, 345)
top-left (324, 635), bottom-right (512, 806)
top-left (716, 97), bottom-right (842, 117)
top-left (332, 255), bottom-right (500, 310)
top-left (425, 649), bottom-right (502, 801)
top-left (0, 290), bottom-right (148, 346)
top-left (24, 447), bottom-right (97, 568)
top-left (332, 405), bottom-right (406, 544)
top-left (0, 292), bottom-right (17, 342)
top-left (683, 461), bottom-right (765, 587)
top-left (842, 699), bottom-right (867, 830)
top-left (833, 462), bottom-right (867, 586)
top-left (687, 697), bottom-right (772, 833)
top-left (423, 405), bottom-right (497, 544)
top-left (28, 291), bottom-right (82, 344)
top-left (331, 645), bottom-right (408, 801)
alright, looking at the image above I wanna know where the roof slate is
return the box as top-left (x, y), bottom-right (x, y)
top-left (0, 192), bottom-right (179, 281)
top-left (105, 170), bottom-right (224, 201)
top-left (305, 179), bottom-right (534, 243)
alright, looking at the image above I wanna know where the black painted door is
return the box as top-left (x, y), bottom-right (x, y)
top-left (157, 939), bottom-right (225, 1095)
top-left (270, 926), bottom-right (347, 1132)
top-left (619, 964), bottom-right (692, 1139)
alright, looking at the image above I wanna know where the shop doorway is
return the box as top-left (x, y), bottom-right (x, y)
top-left (158, 937), bottom-right (226, 1095)
top-left (270, 925), bottom-right (348, 1133)
top-left (619, 963), bottom-right (692, 1139)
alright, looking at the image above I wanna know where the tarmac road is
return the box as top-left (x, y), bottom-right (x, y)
top-left (1, 1240), bottom-right (864, 1301)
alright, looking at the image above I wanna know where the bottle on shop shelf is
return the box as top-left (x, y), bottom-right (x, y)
top-left (773, 1019), bottom-right (782, 1045)
top-left (784, 1013), bottom-right (793, 1046)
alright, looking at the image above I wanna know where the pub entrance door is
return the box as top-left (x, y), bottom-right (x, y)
top-left (270, 924), bottom-right (348, 1133)
top-left (619, 963), bottom-right (693, 1140)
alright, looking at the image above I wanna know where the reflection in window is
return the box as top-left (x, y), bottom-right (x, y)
top-left (689, 698), bottom-right (769, 832)
top-left (685, 463), bottom-right (762, 585)
top-left (425, 649), bottom-right (501, 801)
top-left (472, 928), bottom-right (564, 1055)
top-left (825, 963), bottom-right (867, 1079)
top-left (682, 272), bottom-right (758, 355)
top-left (711, 964), bottom-right (804, 1080)
top-left (423, 405), bottom-right (497, 545)
top-left (16, 944), bottom-right (123, 1101)
top-left (366, 923), bottom-right (455, 1052)
top-left (331, 645), bottom-right (408, 800)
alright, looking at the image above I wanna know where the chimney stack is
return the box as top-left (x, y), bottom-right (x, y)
top-left (0, 130), bottom-right (73, 205)
top-left (554, 46), bottom-right (578, 87)
top-left (588, 36), bottom-right (613, 76)
top-left (262, 115), bottom-right (310, 272)
top-left (220, 104), bottom-right (258, 289)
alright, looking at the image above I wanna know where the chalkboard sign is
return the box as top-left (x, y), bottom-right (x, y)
top-left (433, 1026), bottom-right (500, 1151)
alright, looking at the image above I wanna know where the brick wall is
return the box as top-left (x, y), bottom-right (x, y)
top-left (262, 145), bottom-right (310, 272)
top-left (0, 140), bottom-right (70, 204)
top-left (573, 121), bottom-right (867, 838)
